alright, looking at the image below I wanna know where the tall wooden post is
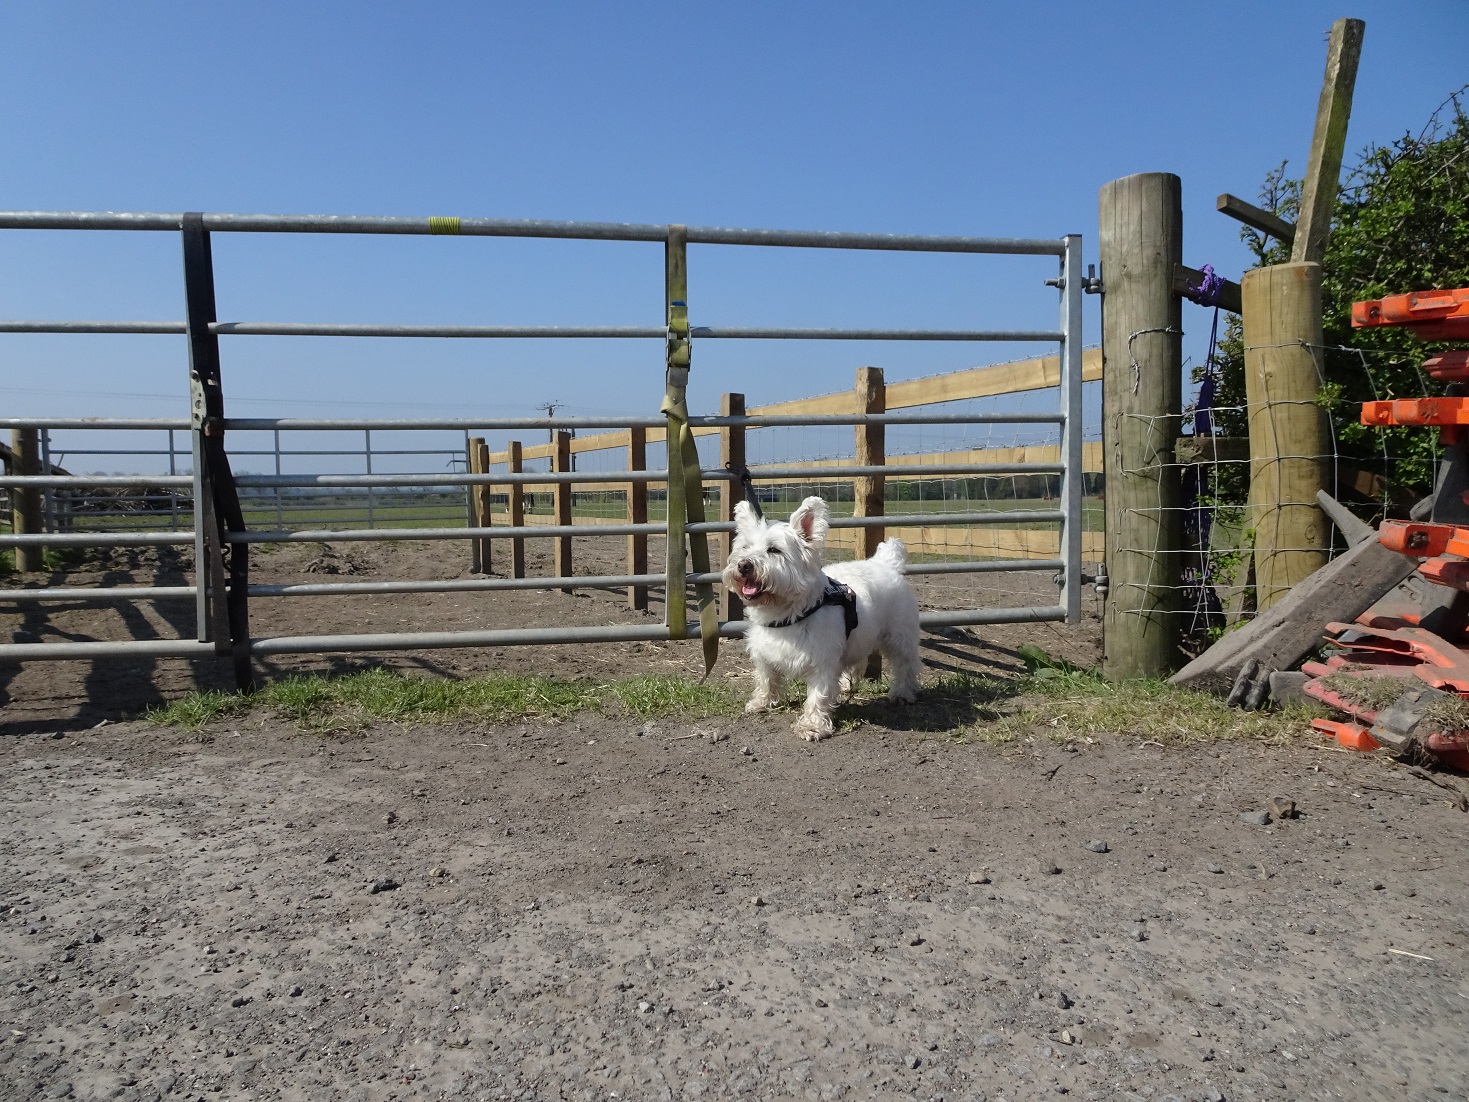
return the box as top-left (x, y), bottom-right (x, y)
top-left (466, 437), bottom-right (487, 574)
top-left (719, 393), bottom-right (746, 623)
top-left (1100, 173), bottom-right (1183, 680)
top-left (1291, 18), bottom-right (1366, 265)
top-left (474, 439), bottom-right (492, 575)
top-left (854, 367), bottom-right (886, 679)
top-left (627, 427), bottom-right (648, 610)
top-left (507, 440), bottom-right (526, 579)
top-left (554, 430), bottom-right (573, 590)
top-left (1243, 262), bottom-right (1329, 610)
top-left (11, 428), bottom-right (42, 571)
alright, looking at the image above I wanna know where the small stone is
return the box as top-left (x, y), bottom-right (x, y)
top-left (204, 946), bottom-right (217, 956)
top-left (909, 936), bottom-right (925, 947)
top-left (740, 747), bottom-right (753, 756)
top-left (1084, 839), bottom-right (1109, 853)
top-left (1059, 1030), bottom-right (1074, 1045)
top-left (967, 871), bottom-right (991, 885)
top-left (1206, 1090), bottom-right (1225, 1102)
top-left (324, 853), bottom-right (338, 864)
top-left (1041, 860), bottom-right (1061, 876)
top-left (230, 996), bottom-right (251, 1007)
top-left (1130, 927), bottom-right (1148, 942)
top-left (906, 1054), bottom-right (921, 1069)
top-left (1371, 880), bottom-right (1385, 891)
top-left (814, 998), bottom-right (828, 1008)
top-left (1238, 810), bottom-right (1271, 827)
top-left (1269, 797), bottom-right (1297, 820)
top-left (750, 895), bottom-right (766, 907)
top-left (384, 811), bottom-right (398, 825)
top-left (289, 985), bottom-right (303, 997)
top-left (369, 878), bottom-right (400, 894)
top-left (554, 758), bottom-right (567, 766)
top-left (637, 1001), bottom-right (653, 1014)
top-left (1190, 1028), bottom-right (1201, 1037)
top-left (1207, 863), bottom-right (1224, 874)
top-left (429, 866), bottom-right (448, 879)
top-left (1054, 991), bottom-right (1071, 1009)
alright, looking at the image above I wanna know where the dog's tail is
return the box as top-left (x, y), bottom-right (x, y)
top-left (873, 537), bottom-right (908, 569)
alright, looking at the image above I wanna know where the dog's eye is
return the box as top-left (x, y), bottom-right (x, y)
top-left (767, 546), bottom-right (783, 556)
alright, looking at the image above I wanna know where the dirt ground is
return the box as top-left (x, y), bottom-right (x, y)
top-left (3, 541), bottom-right (1469, 1102)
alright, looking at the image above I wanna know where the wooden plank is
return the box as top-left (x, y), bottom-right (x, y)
top-left (1173, 265), bottom-right (1243, 314)
top-left (854, 367), bottom-right (885, 678)
top-left (1291, 17), bottom-right (1366, 264)
top-left (507, 440), bottom-right (525, 579)
top-left (10, 428), bottom-right (41, 570)
top-left (1170, 530), bottom-right (1415, 693)
top-left (1315, 489), bottom-right (1374, 545)
top-left (554, 430), bottom-right (573, 591)
top-left (718, 395), bottom-right (744, 622)
top-left (488, 349), bottom-right (1108, 466)
top-left (1100, 172), bottom-right (1184, 679)
top-left (627, 426), bottom-right (648, 610)
top-left (1243, 262), bottom-right (1329, 610)
top-left (466, 437), bottom-right (483, 574)
top-left (1174, 435), bottom-right (1250, 464)
top-left (1216, 193), bottom-right (1296, 244)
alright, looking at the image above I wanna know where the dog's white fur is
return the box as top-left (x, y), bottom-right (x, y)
top-left (722, 495), bottom-right (922, 741)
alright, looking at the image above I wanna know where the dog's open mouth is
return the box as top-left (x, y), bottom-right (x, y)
top-left (739, 582), bottom-right (765, 601)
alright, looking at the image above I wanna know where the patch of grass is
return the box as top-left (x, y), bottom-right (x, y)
top-left (1318, 672), bottom-right (1411, 713)
top-left (1423, 693), bottom-right (1469, 733)
top-left (149, 668), bottom-right (741, 732)
top-left (608, 675), bottom-right (738, 719)
top-left (990, 668), bottom-right (1325, 745)
top-left (147, 690), bottom-right (251, 730)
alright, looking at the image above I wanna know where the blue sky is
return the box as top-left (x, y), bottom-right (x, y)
top-left (0, 1), bottom-right (1464, 451)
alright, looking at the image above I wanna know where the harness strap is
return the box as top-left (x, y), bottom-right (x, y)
top-left (767, 575), bottom-right (859, 637)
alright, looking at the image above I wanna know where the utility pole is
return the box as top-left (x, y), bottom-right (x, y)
top-left (538, 401), bottom-right (575, 468)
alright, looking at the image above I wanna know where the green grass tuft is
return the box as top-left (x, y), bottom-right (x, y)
top-left (607, 675), bottom-right (739, 719)
top-left (147, 690), bottom-right (250, 730)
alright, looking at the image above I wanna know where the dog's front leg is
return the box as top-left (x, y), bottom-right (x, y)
top-left (745, 661), bottom-right (784, 714)
top-left (793, 669), bottom-right (841, 742)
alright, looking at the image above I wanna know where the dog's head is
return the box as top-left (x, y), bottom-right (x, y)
top-left (722, 495), bottom-right (829, 612)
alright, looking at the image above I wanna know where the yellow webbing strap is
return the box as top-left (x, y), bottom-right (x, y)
top-left (662, 225), bottom-right (719, 677)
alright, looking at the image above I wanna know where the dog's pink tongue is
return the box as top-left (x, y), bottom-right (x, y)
top-left (740, 582), bottom-right (761, 598)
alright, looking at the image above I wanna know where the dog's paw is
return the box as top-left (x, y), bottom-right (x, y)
top-left (793, 715), bottom-right (833, 742)
top-left (745, 697), bottom-right (775, 715)
top-left (887, 688), bottom-right (918, 705)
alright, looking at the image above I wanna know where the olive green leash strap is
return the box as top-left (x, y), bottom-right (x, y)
top-left (661, 225), bottom-right (720, 677)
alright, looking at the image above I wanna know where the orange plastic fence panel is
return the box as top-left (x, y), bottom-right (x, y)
top-left (1353, 287), bottom-right (1469, 329)
top-left (1361, 397), bottom-right (1469, 427)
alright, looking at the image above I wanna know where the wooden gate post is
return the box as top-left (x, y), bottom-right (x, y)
top-left (627, 427), bottom-right (648, 610)
top-left (467, 436), bottom-right (485, 574)
top-left (854, 367), bottom-right (886, 679)
top-left (11, 428), bottom-right (42, 571)
top-left (554, 430), bottom-right (573, 590)
top-left (475, 439), bottom-right (492, 575)
top-left (1243, 262), bottom-right (1329, 610)
top-left (1099, 172), bottom-right (1184, 679)
top-left (719, 393), bottom-right (745, 622)
top-left (507, 440), bottom-right (526, 579)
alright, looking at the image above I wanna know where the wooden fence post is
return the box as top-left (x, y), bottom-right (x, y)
top-left (554, 430), bottom-right (573, 590)
top-left (719, 393), bottom-right (745, 622)
top-left (11, 428), bottom-right (42, 571)
top-left (467, 437), bottom-right (485, 574)
top-left (1243, 262), bottom-right (1329, 611)
top-left (1099, 172), bottom-right (1183, 679)
top-left (507, 440), bottom-right (526, 579)
top-left (854, 367), bottom-right (886, 679)
top-left (628, 427), bottom-right (648, 610)
top-left (475, 439), bottom-right (492, 575)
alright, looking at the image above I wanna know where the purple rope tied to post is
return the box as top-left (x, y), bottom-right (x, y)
top-left (1184, 263), bottom-right (1225, 308)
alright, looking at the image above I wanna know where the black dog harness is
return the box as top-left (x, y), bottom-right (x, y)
top-left (767, 575), bottom-right (859, 637)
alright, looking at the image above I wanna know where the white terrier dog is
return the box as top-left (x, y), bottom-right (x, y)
top-left (722, 495), bottom-right (922, 741)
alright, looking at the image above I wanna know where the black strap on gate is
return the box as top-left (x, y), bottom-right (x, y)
top-left (182, 214), bottom-right (254, 691)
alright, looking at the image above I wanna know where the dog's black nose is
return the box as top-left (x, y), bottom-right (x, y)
top-left (737, 560), bottom-right (753, 578)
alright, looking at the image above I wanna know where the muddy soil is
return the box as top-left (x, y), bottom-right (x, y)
top-left (2, 542), bottom-right (1469, 1102)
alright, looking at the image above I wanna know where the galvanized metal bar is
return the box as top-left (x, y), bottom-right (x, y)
top-left (222, 522), bottom-right (661, 543)
top-left (0, 639), bottom-right (219, 661)
top-left (0, 586), bottom-right (197, 603)
top-left (730, 462), bottom-right (1064, 479)
top-left (1059, 234), bottom-right (1086, 625)
top-left (0, 475), bottom-right (194, 488)
top-left (686, 558), bottom-right (1064, 584)
top-left (228, 471), bottom-right (668, 488)
top-left (247, 623), bottom-right (728, 657)
top-left (918, 606), bottom-right (1068, 627)
top-left (690, 412), bottom-right (1066, 427)
top-left (689, 327), bottom-right (1062, 342)
top-left (0, 210), bottom-right (1067, 254)
top-left (250, 574), bottom-right (667, 597)
top-left (0, 418), bottom-right (190, 430)
top-left (0, 319), bottom-right (1062, 342)
top-left (685, 510), bottom-right (1064, 533)
top-left (0, 531), bottom-right (194, 546)
top-left (226, 416), bottom-right (667, 431)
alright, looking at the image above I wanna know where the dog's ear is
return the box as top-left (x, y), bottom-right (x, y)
top-left (733, 500), bottom-right (760, 536)
top-left (789, 496), bottom-right (829, 547)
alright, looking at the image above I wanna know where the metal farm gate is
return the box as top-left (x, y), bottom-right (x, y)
top-left (0, 211), bottom-right (1087, 687)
